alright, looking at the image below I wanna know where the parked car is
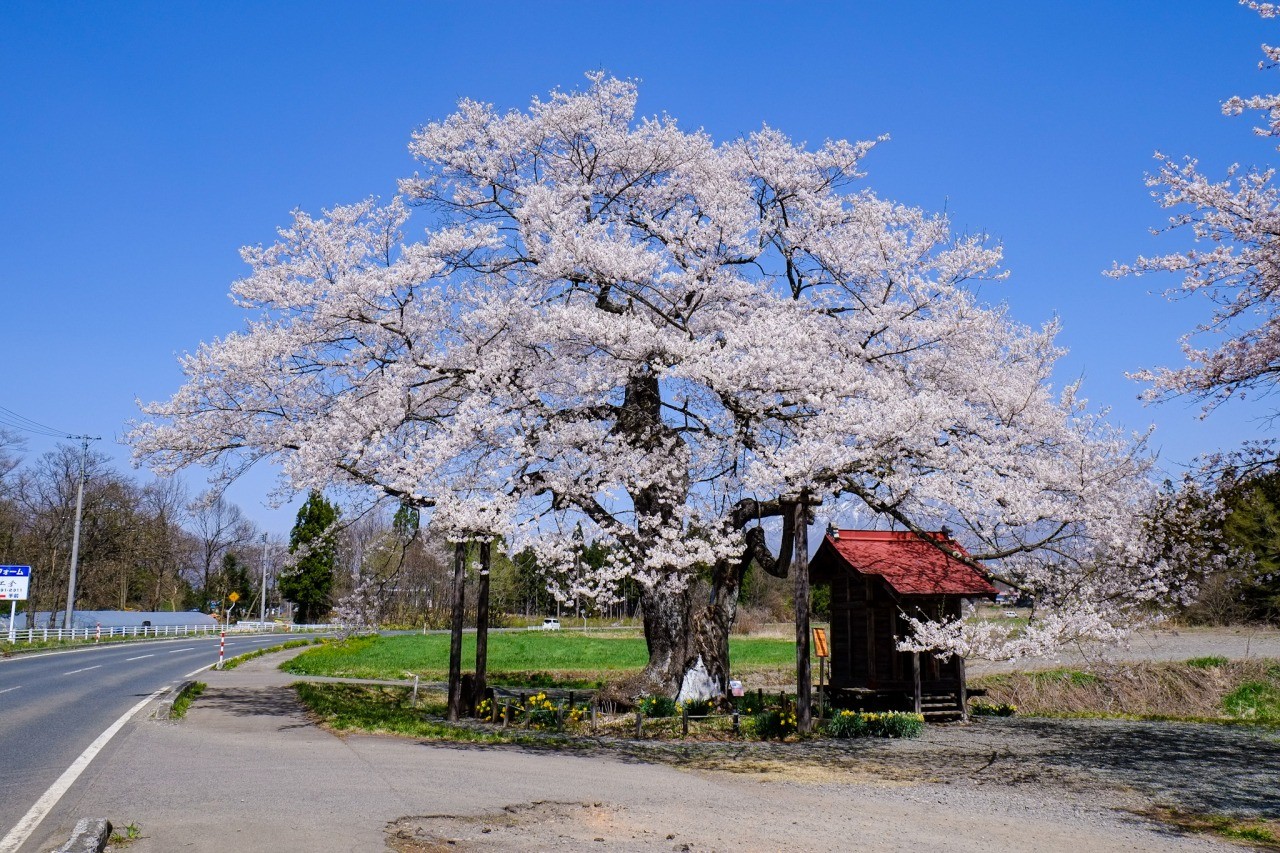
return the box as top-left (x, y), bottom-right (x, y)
top-left (540, 618), bottom-right (561, 631)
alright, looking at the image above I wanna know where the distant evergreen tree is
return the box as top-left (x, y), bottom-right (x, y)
top-left (1223, 472), bottom-right (1280, 622)
top-left (280, 491), bottom-right (339, 623)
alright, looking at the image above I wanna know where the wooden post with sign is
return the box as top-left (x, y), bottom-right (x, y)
top-left (813, 627), bottom-right (829, 719)
top-left (792, 495), bottom-right (813, 734)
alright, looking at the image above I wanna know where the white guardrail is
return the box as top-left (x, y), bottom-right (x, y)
top-left (2, 623), bottom-right (333, 644)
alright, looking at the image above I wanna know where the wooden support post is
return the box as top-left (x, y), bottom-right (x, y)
top-left (958, 656), bottom-right (969, 722)
top-left (474, 540), bottom-right (491, 717)
top-left (912, 652), bottom-right (922, 714)
top-left (591, 702), bottom-right (597, 732)
top-left (793, 494), bottom-right (813, 734)
top-left (732, 709), bottom-right (740, 735)
top-left (818, 658), bottom-right (825, 720)
top-left (446, 541), bottom-right (467, 721)
top-left (635, 710), bottom-right (644, 739)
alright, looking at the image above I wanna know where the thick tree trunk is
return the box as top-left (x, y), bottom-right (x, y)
top-left (446, 541), bottom-right (466, 721)
top-left (636, 501), bottom-right (806, 702)
top-left (636, 582), bottom-right (694, 695)
top-left (473, 540), bottom-right (491, 715)
top-left (641, 573), bottom-right (757, 701)
top-left (687, 558), bottom-right (748, 699)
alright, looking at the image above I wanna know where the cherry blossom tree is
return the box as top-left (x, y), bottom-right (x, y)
top-left (1113, 3), bottom-right (1280, 474)
top-left (135, 74), bottom-right (1173, 701)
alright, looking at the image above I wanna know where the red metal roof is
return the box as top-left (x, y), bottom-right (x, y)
top-left (813, 530), bottom-right (997, 597)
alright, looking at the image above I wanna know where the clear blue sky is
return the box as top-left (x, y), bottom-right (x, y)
top-left (0, 1), bottom-right (1272, 534)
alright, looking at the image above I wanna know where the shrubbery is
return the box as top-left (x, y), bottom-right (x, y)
top-left (751, 708), bottom-right (798, 739)
top-left (638, 694), bottom-right (677, 718)
top-left (970, 701), bottom-right (1017, 717)
top-left (825, 710), bottom-right (924, 738)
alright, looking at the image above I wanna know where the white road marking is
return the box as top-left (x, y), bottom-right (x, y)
top-left (62, 665), bottom-right (102, 676)
top-left (167, 647), bottom-right (195, 653)
top-left (0, 636), bottom-right (221, 663)
top-left (0, 685), bottom-right (21, 694)
top-left (184, 663), bottom-right (214, 678)
top-left (125, 654), bottom-right (154, 661)
top-left (0, 687), bottom-right (167, 853)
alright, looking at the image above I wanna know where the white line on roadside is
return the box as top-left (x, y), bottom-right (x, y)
top-left (62, 665), bottom-right (102, 676)
top-left (0, 685), bottom-right (21, 694)
top-left (0, 636), bottom-right (219, 663)
top-left (167, 647), bottom-right (195, 653)
top-left (125, 654), bottom-right (154, 661)
top-left (184, 663), bottom-right (214, 678)
top-left (0, 686), bottom-right (167, 853)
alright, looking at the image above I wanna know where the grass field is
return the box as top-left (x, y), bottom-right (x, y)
top-left (283, 631), bottom-right (804, 686)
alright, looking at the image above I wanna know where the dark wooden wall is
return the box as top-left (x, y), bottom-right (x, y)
top-left (828, 574), bottom-right (963, 693)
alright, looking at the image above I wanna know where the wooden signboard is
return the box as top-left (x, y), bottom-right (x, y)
top-left (813, 627), bottom-right (829, 658)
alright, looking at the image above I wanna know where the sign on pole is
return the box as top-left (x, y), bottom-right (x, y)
top-left (0, 566), bottom-right (31, 601)
top-left (812, 626), bottom-right (829, 659)
top-left (1, 566), bottom-right (30, 644)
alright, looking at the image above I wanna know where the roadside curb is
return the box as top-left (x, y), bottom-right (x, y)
top-left (52, 818), bottom-right (110, 853)
top-left (153, 681), bottom-right (195, 720)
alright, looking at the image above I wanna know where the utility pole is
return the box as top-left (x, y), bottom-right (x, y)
top-left (259, 532), bottom-right (269, 625)
top-left (63, 435), bottom-right (99, 631)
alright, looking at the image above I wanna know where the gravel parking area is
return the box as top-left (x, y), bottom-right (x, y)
top-left (495, 714), bottom-right (1278, 822)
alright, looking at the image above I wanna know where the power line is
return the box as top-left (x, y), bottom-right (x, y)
top-left (0, 404), bottom-right (75, 439)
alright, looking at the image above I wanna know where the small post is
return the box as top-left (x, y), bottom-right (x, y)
top-left (217, 628), bottom-right (225, 669)
top-left (502, 703), bottom-right (510, 728)
top-left (732, 709), bottom-right (740, 735)
top-left (591, 702), bottom-right (597, 732)
top-left (818, 657), bottom-right (826, 720)
top-left (635, 710), bottom-right (643, 739)
top-left (95, 622), bottom-right (101, 644)
top-left (7, 600), bottom-right (15, 644)
top-left (912, 652), bottom-right (922, 714)
top-left (411, 675), bottom-right (420, 708)
top-left (681, 705), bottom-right (689, 738)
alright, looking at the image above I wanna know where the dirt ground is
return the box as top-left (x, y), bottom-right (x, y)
top-left (77, 630), bottom-right (1280, 853)
top-left (370, 712), bottom-right (1277, 851)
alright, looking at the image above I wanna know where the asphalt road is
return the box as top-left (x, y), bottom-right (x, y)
top-left (0, 632), bottom-right (325, 848)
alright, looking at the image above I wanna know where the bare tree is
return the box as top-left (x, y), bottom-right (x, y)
top-left (187, 491), bottom-right (255, 612)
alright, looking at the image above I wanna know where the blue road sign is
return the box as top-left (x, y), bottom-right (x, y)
top-left (0, 565), bottom-right (31, 600)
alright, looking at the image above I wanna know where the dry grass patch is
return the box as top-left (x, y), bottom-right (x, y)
top-left (1141, 806), bottom-right (1280, 850)
top-left (974, 658), bottom-right (1280, 722)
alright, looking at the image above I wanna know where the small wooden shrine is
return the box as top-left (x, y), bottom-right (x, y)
top-left (809, 529), bottom-right (997, 719)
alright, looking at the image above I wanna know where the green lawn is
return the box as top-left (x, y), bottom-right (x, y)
top-left (283, 631), bottom-right (802, 685)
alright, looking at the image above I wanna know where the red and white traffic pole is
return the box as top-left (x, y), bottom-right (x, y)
top-left (95, 622), bottom-right (101, 643)
top-left (217, 628), bottom-right (225, 669)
